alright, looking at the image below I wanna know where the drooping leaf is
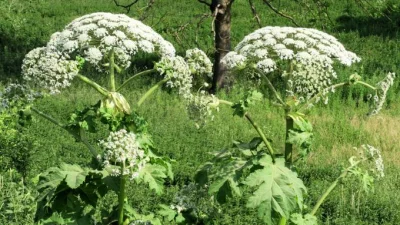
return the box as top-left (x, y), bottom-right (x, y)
top-left (232, 90), bottom-right (263, 117)
top-left (138, 164), bottom-right (168, 195)
top-left (195, 137), bottom-right (266, 203)
top-left (287, 113), bottom-right (313, 158)
top-left (59, 163), bottom-right (88, 189)
top-left (243, 156), bottom-right (307, 225)
top-left (207, 159), bottom-right (246, 199)
top-left (290, 213), bottom-right (318, 225)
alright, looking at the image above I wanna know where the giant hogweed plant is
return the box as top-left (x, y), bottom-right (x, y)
top-left (161, 27), bottom-right (394, 225)
top-left (1, 12), bottom-right (213, 225)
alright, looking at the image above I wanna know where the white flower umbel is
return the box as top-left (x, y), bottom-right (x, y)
top-left (222, 26), bottom-right (361, 101)
top-left (369, 72), bottom-right (396, 116)
top-left (47, 12), bottom-right (175, 72)
top-left (186, 91), bottom-right (220, 127)
top-left (362, 144), bottom-right (385, 178)
top-left (185, 48), bottom-right (213, 78)
top-left (220, 51), bottom-right (247, 70)
top-left (155, 56), bottom-right (193, 100)
top-left (99, 129), bottom-right (147, 179)
top-left (21, 46), bottom-right (79, 94)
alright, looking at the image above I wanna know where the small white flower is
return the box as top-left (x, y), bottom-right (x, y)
top-left (185, 48), bottom-right (213, 78)
top-left (99, 129), bottom-right (148, 179)
top-left (21, 47), bottom-right (79, 94)
top-left (221, 51), bottom-right (247, 70)
top-left (155, 56), bottom-right (192, 99)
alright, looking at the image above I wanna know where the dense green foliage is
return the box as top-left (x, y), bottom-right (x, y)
top-left (1, 0), bottom-right (400, 224)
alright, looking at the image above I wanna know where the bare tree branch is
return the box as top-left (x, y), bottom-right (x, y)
top-left (139, 0), bottom-right (155, 21)
top-left (261, 0), bottom-right (300, 27)
top-left (171, 13), bottom-right (211, 48)
top-left (248, 0), bottom-right (262, 28)
top-left (113, 0), bottom-right (140, 13)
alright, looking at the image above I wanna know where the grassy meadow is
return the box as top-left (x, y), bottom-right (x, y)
top-left (0, 0), bottom-right (400, 224)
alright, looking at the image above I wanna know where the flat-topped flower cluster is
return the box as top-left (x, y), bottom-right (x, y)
top-left (99, 129), bottom-right (147, 179)
top-left (222, 27), bottom-right (361, 102)
top-left (21, 12), bottom-right (176, 94)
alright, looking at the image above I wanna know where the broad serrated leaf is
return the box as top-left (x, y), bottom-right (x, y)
top-left (138, 164), bottom-right (167, 195)
top-left (287, 130), bottom-right (312, 147)
top-left (59, 163), bottom-right (88, 189)
top-left (243, 156), bottom-right (307, 225)
top-left (290, 213), bottom-right (318, 225)
top-left (207, 159), bottom-right (247, 198)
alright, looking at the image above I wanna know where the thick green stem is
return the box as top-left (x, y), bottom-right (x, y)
top-left (79, 128), bottom-right (99, 159)
top-left (109, 50), bottom-right (116, 92)
top-left (310, 160), bottom-right (362, 215)
top-left (137, 77), bottom-right (170, 107)
top-left (259, 70), bottom-right (286, 106)
top-left (244, 112), bottom-right (276, 162)
top-left (355, 81), bottom-right (377, 90)
top-left (284, 114), bottom-right (294, 167)
top-left (279, 217), bottom-right (287, 225)
top-left (218, 99), bottom-right (233, 106)
top-left (31, 107), bottom-right (64, 128)
top-left (218, 99), bottom-right (276, 161)
top-left (118, 162), bottom-right (127, 225)
top-left (117, 69), bottom-right (157, 91)
top-left (76, 74), bottom-right (109, 97)
top-left (31, 107), bottom-right (99, 160)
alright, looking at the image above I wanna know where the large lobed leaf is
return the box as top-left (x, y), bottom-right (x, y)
top-left (138, 164), bottom-right (168, 195)
top-left (290, 213), bottom-right (318, 225)
top-left (243, 156), bottom-right (307, 224)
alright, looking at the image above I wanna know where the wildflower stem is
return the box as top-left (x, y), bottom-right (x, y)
top-left (298, 82), bottom-right (348, 113)
top-left (31, 107), bottom-right (64, 128)
top-left (31, 107), bottom-right (99, 159)
top-left (244, 112), bottom-right (276, 162)
top-left (310, 160), bottom-right (361, 216)
top-left (76, 74), bottom-right (110, 97)
top-left (117, 69), bottom-right (157, 91)
top-left (284, 112), bottom-right (294, 167)
top-left (118, 162), bottom-right (127, 225)
top-left (137, 77), bottom-right (170, 107)
top-left (355, 81), bottom-right (377, 91)
top-left (258, 69), bottom-right (286, 106)
top-left (218, 99), bottom-right (234, 106)
top-left (217, 99), bottom-right (276, 161)
top-left (278, 217), bottom-right (287, 225)
top-left (109, 49), bottom-right (116, 92)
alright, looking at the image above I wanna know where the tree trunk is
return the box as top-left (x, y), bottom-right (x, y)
top-left (210, 0), bottom-right (234, 93)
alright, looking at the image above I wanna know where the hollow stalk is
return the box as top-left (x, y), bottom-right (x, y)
top-left (284, 61), bottom-right (294, 167)
top-left (118, 161), bottom-right (127, 225)
top-left (137, 77), bottom-right (170, 106)
top-left (76, 74), bottom-right (109, 97)
top-left (117, 69), bottom-right (157, 91)
top-left (310, 160), bottom-right (362, 215)
top-left (109, 49), bottom-right (116, 92)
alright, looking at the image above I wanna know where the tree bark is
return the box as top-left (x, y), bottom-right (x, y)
top-left (210, 0), bottom-right (234, 93)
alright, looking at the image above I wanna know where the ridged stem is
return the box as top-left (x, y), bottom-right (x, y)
top-left (137, 77), bottom-right (170, 107)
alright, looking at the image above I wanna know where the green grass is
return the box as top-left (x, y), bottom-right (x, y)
top-left (1, 0), bottom-right (400, 224)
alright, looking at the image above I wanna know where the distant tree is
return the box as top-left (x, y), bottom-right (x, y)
top-left (113, 0), bottom-right (302, 92)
